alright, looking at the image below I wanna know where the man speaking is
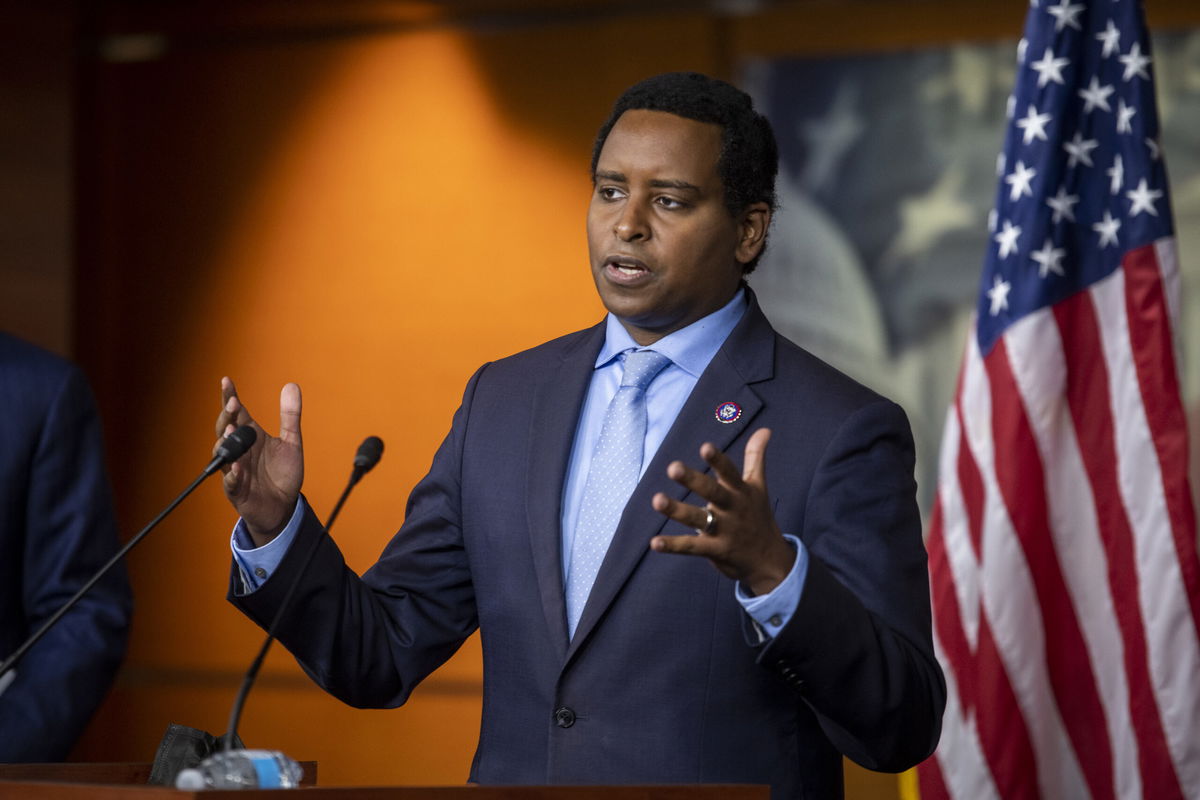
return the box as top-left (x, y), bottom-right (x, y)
top-left (215, 72), bottom-right (945, 799)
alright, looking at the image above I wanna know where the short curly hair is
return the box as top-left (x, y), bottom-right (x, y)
top-left (591, 72), bottom-right (779, 273)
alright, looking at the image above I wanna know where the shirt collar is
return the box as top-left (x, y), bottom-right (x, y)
top-left (595, 288), bottom-right (748, 378)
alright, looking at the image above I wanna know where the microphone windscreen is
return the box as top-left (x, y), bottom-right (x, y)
top-left (353, 436), bottom-right (384, 472)
top-left (217, 425), bottom-right (257, 463)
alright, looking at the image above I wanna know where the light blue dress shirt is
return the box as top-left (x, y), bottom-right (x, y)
top-left (233, 289), bottom-right (807, 638)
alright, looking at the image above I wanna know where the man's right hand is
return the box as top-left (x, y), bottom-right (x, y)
top-left (214, 376), bottom-right (304, 547)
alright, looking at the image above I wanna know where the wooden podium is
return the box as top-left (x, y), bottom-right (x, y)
top-left (0, 763), bottom-right (768, 799)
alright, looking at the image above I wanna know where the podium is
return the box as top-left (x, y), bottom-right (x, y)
top-left (0, 763), bottom-right (768, 799)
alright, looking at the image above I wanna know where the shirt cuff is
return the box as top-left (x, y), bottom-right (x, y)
top-left (230, 497), bottom-right (305, 594)
top-left (735, 534), bottom-right (808, 640)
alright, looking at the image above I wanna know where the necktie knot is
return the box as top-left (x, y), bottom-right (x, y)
top-left (620, 349), bottom-right (671, 391)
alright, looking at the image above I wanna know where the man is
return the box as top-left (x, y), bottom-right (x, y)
top-left (216, 72), bottom-right (944, 798)
top-left (0, 333), bottom-right (132, 761)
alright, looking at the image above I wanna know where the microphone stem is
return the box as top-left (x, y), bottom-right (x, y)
top-left (223, 469), bottom-right (362, 750)
top-left (0, 469), bottom-right (213, 680)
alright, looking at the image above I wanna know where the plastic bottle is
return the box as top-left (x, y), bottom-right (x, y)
top-left (174, 749), bottom-right (303, 790)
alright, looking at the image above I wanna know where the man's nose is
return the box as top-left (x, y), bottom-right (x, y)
top-left (614, 200), bottom-right (650, 241)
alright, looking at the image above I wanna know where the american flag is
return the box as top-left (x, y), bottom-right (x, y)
top-left (917, 2), bottom-right (1200, 799)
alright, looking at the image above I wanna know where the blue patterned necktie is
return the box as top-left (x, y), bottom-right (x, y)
top-left (565, 349), bottom-right (672, 639)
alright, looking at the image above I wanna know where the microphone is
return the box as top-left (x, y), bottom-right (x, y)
top-left (351, 436), bottom-right (384, 484)
top-left (205, 425), bottom-right (258, 476)
top-left (0, 425), bottom-right (258, 681)
top-left (222, 436), bottom-right (383, 750)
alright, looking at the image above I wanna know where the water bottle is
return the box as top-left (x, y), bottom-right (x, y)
top-left (174, 749), bottom-right (303, 790)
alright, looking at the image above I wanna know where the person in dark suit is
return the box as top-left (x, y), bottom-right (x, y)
top-left (0, 333), bottom-right (132, 762)
top-left (214, 72), bottom-right (945, 798)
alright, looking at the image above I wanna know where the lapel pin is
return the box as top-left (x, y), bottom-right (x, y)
top-left (714, 402), bottom-right (742, 424)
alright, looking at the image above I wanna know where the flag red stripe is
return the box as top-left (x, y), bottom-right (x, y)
top-left (927, 502), bottom-right (974, 713)
top-left (1054, 290), bottom-right (1185, 799)
top-left (983, 337), bottom-right (1115, 800)
top-left (954, 399), bottom-right (986, 562)
top-left (928, 491), bottom-right (1039, 798)
top-left (1122, 244), bottom-right (1200, 641)
top-left (974, 610), bottom-right (1039, 800)
top-left (918, 751), bottom-right (952, 800)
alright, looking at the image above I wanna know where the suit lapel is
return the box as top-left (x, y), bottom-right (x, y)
top-left (525, 323), bottom-right (605, 661)
top-left (566, 295), bottom-right (777, 661)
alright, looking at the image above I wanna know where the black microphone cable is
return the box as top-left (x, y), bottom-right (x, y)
top-left (0, 425), bottom-right (258, 681)
top-left (222, 436), bottom-right (384, 750)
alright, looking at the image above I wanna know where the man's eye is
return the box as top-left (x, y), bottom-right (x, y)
top-left (597, 186), bottom-right (625, 200)
top-left (656, 196), bottom-right (687, 210)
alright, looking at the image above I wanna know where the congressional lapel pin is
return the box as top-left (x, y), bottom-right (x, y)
top-left (714, 401), bottom-right (742, 424)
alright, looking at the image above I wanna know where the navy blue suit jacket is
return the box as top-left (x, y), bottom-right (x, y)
top-left (233, 296), bottom-right (945, 798)
top-left (0, 333), bottom-right (132, 761)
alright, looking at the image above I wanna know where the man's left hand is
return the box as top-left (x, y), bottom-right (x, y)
top-left (650, 427), bottom-right (796, 596)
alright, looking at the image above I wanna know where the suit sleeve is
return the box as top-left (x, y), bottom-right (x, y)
top-left (761, 398), bottom-right (946, 772)
top-left (229, 366), bottom-right (485, 709)
top-left (0, 367), bottom-right (132, 762)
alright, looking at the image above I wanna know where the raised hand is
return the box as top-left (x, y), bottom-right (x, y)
top-left (649, 428), bottom-right (795, 596)
top-left (213, 376), bottom-right (304, 546)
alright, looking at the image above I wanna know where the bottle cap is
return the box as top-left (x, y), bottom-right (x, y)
top-left (175, 768), bottom-right (206, 790)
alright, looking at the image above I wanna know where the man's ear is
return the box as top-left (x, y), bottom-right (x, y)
top-left (735, 202), bottom-right (772, 265)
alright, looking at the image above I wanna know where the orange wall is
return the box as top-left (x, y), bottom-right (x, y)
top-left (73, 8), bottom-right (718, 786)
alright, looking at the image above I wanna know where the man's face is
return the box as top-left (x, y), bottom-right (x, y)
top-left (587, 109), bottom-right (768, 346)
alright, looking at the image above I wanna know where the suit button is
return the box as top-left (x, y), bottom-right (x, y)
top-left (554, 707), bottom-right (576, 728)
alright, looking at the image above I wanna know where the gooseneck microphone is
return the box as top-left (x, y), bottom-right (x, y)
top-left (0, 425), bottom-right (258, 681)
top-left (206, 425), bottom-right (259, 477)
top-left (351, 436), bottom-right (384, 486)
top-left (222, 435), bottom-right (384, 750)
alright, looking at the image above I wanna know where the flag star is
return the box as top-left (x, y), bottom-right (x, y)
top-left (1145, 137), bottom-right (1160, 160)
top-left (1119, 42), bottom-right (1152, 81)
top-left (1006, 160), bottom-right (1038, 201)
top-left (1107, 154), bottom-right (1124, 195)
top-left (1117, 98), bottom-right (1137, 133)
top-left (1006, 93), bottom-right (1017, 119)
top-left (997, 152), bottom-right (1007, 177)
top-left (1093, 210), bottom-right (1121, 247)
top-left (1031, 47), bottom-right (1070, 87)
top-left (1126, 178), bottom-right (1164, 216)
top-left (1047, 0), bottom-right (1085, 31)
top-left (1017, 38), bottom-right (1029, 64)
top-left (987, 275), bottom-right (1012, 316)
top-left (1046, 186), bottom-right (1080, 223)
top-left (994, 220), bottom-right (1022, 258)
top-left (1030, 238), bottom-right (1066, 278)
top-left (1078, 77), bottom-right (1115, 114)
top-left (1016, 104), bottom-right (1052, 143)
top-left (988, 208), bottom-right (998, 233)
top-left (1097, 20), bottom-right (1121, 58)
top-left (1063, 132), bottom-right (1099, 168)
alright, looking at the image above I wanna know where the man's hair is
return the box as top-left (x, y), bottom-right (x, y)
top-left (591, 71), bottom-right (779, 273)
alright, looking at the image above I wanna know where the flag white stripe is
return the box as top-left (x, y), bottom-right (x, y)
top-left (1155, 238), bottom-right (1182, 347)
top-left (938, 409), bottom-right (982, 651)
